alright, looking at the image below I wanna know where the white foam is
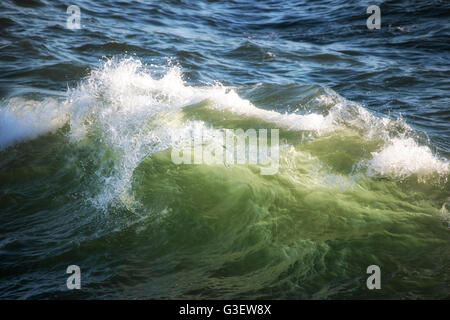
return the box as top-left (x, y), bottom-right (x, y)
top-left (366, 138), bottom-right (449, 178)
top-left (0, 97), bottom-right (68, 150)
top-left (205, 89), bottom-right (335, 134)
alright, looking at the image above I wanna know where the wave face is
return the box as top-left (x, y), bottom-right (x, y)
top-left (0, 0), bottom-right (449, 299)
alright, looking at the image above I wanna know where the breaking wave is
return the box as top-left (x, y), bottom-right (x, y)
top-left (1, 57), bottom-right (448, 210)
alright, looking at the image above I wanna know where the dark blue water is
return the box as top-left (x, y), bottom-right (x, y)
top-left (0, 0), bottom-right (449, 299)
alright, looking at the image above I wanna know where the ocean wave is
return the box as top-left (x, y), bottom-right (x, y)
top-left (1, 57), bottom-right (448, 198)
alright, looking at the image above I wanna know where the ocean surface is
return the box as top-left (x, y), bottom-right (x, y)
top-left (0, 0), bottom-right (449, 299)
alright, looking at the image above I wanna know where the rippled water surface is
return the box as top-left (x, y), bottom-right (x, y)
top-left (0, 0), bottom-right (449, 299)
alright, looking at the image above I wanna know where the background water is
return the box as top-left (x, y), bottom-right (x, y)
top-left (0, 0), bottom-right (449, 299)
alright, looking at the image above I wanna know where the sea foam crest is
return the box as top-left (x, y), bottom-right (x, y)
top-left (0, 97), bottom-right (68, 150)
top-left (366, 137), bottom-right (449, 178)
